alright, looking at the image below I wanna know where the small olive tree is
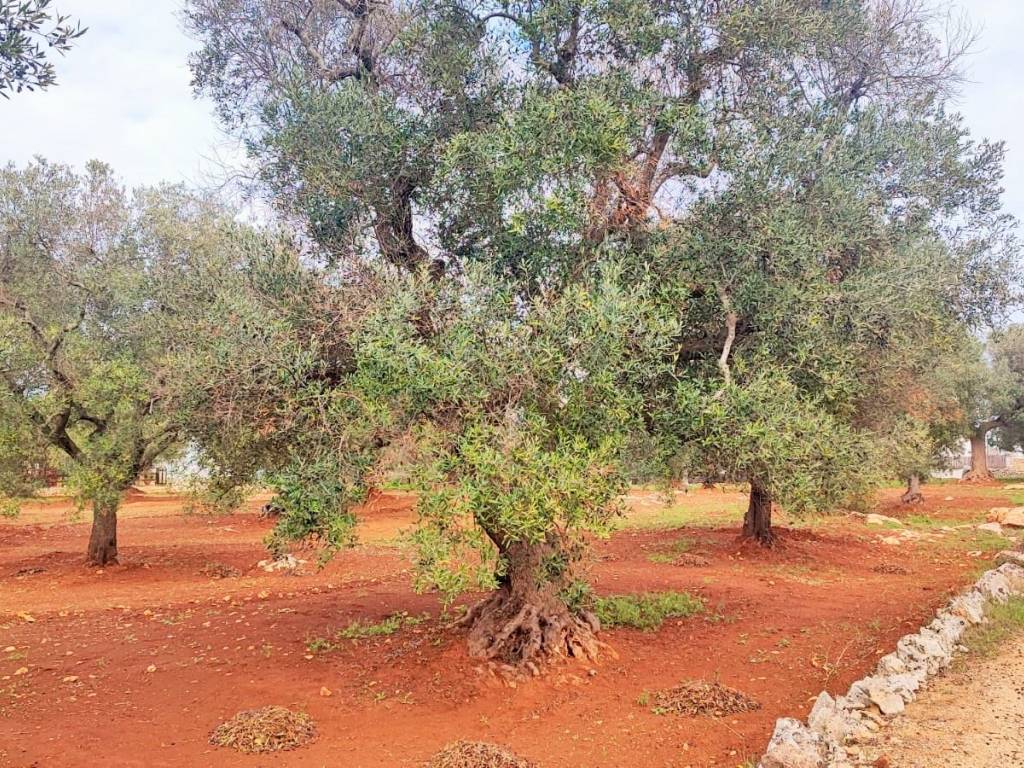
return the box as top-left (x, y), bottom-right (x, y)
top-left (0, 159), bottom-right (238, 564)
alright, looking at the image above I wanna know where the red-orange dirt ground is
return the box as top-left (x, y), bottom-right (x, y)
top-left (0, 484), bottom-right (1016, 767)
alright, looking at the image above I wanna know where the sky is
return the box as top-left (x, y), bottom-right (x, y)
top-left (1, 0), bottom-right (1023, 223)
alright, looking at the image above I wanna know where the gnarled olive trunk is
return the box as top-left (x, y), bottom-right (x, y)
top-left (86, 495), bottom-right (120, 566)
top-left (461, 537), bottom-right (601, 669)
top-left (900, 473), bottom-right (924, 504)
top-left (963, 430), bottom-right (994, 482)
top-left (742, 477), bottom-right (774, 547)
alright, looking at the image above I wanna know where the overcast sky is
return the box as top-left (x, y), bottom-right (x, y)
top-left (1, 0), bottom-right (1022, 224)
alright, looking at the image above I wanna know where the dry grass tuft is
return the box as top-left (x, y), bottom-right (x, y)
top-left (651, 680), bottom-right (760, 717)
top-left (210, 706), bottom-right (316, 753)
top-left (674, 553), bottom-right (711, 567)
top-left (425, 741), bottom-right (536, 768)
top-left (200, 561), bottom-right (240, 579)
top-left (872, 563), bottom-right (909, 575)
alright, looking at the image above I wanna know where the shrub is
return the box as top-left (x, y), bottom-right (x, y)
top-left (594, 591), bottom-right (703, 630)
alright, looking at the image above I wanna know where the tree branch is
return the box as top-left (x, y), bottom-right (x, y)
top-left (715, 286), bottom-right (737, 393)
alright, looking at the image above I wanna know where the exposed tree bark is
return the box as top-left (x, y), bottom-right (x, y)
top-left (86, 495), bottom-right (120, 566)
top-left (900, 473), bottom-right (924, 504)
top-left (963, 422), bottom-right (999, 482)
top-left (460, 537), bottom-right (601, 669)
top-left (742, 477), bottom-right (775, 547)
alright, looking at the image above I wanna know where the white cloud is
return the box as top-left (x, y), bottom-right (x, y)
top-left (0, 0), bottom-right (242, 191)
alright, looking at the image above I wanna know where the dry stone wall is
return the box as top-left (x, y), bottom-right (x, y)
top-left (758, 557), bottom-right (1024, 768)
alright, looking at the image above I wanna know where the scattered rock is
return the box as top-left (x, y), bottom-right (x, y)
top-left (978, 522), bottom-right (1004, 535)
top-left (145, 664), bottom-right (157, 673)
top-left (257, 554), bottom-right (307, 573)
top-left (866, 514), bottom-right (903, 527)
top-left (13, 667), bottom-right (28, 676)
top-left (319, 686), bottom-right (332, 697)
top-left (987, 507), bottom-right (1024, 527)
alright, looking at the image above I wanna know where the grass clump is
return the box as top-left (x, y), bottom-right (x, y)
top-left (425, 741), bottom-right (536, 768)
top-left (646, 553), bottom-right (676, 564)
top-left (963, 596), bottom-right (1024, 657)
top-left (210, 706), bottom-right (316, 753)
top-left (307, 611), bottom-right (428, 652)
top-left (595, 591), bottom-right (703, 630)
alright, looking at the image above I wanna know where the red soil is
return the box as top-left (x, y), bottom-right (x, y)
top-left (0, 485), bottom-right (1009, 768)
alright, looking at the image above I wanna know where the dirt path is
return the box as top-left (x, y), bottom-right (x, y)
top-left (872, 635), bottom-right (1024, 768)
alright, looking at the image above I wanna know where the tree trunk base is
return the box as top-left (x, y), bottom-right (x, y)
top-left (742, 479), bottom-right (775, 548)
top-left (961, 470), bottom-right (995, 483)
top-left (86, 540), bottom-right (119, 566)
top-left (461, 586), bottom-right (603, 669)
top-left (740, 526), bottom-right (777, 548)
top-left (900, 490), bottom-right (925, 504)
top-left (87, 499), bottom-right (119, 566)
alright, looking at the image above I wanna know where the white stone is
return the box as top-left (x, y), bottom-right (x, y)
top-left (759, 719), bottom-right (827, 768)
top-left (947, 591), bottom-right (987, 625)
top-left (974, 571), bottom-right (1012, 604)
top-left (866, 680), bottom-right (905, 716)
top-left (866, 513), bottom-right (903, 527)
top-left (996, 562), bottom-right (1024, 591)
top-left (895, 630), bottom-right (951, 675)
top-left (875, 652), bottom-right (907, 676)
top-left (256, 554), bottom-right (307, 572)
top-left (807, 692), bottom-right (867, 744)
top-left (887, 668), bottom-right (927, 702)
top-left (978, 522), bottom-right (1004, 535)
top-left (989, 507), bottom-right (1024, 527)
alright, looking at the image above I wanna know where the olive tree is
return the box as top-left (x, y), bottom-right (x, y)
top-left (184, 0), bottom-right (1018, 662)
top-left (955, 326), bottom-right (1024, 480)
top-left (0, 159), bottom-right (239, 564)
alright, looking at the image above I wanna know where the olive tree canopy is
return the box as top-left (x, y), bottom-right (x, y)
top-left (184, 0), bottom-right (1019, 663)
